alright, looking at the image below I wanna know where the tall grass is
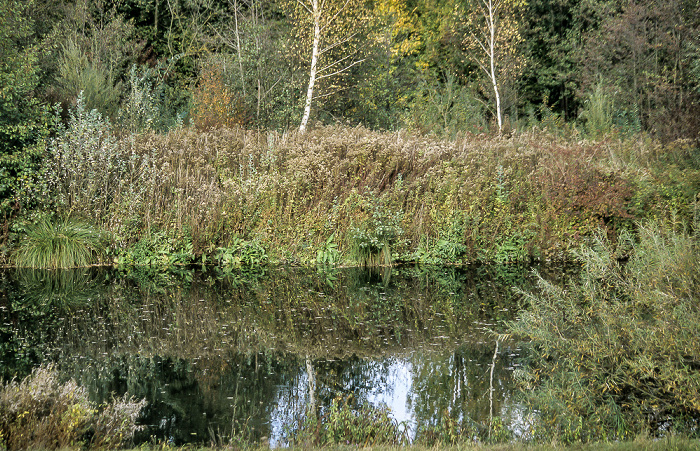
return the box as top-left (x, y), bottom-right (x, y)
top-left (508, 221), bottom-right (700, 443)
top-left (13, 218), bottom-right (104, 268)
top-left (31, 113), bottom-right (700, 266)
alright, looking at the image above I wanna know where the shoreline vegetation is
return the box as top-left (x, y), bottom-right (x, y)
top-left (3, 100), bottom-right (699, 270)
top-left (1, 0), bottom-right (699, 447)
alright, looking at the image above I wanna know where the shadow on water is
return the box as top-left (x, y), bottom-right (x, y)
top-left (0, 263), bottom-right (578, 446)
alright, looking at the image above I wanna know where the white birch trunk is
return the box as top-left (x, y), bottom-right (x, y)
top-left (486, 0), bottom-right (503, 133)
top-left (306, 355), bottom-right (317, 412)
top-left (299, 0), bottom-right (321, 133)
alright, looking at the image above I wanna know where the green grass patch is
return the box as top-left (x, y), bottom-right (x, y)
top-left (12, 218), bottom-right (105, 269)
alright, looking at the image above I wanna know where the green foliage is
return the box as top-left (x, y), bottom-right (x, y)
top-left (0, 0), bottom-right (50, 219)
top-left (406, 73), bottom-right (487, 136)
top-left (412, 212), bottom-right (469, 264)
top-left (316, 233), bottom-right (340, 266)
top-left (7, 122), bottom-right (697, 268)
top-left (285, 395), bottom-right (408, 446)
top-left (12, 217), bottom-right (104, 268)
top-left (508, 223), bottom-right (700, 443)
top-left (115, 228), bottom-right (194, 267)
top-left (350, 194), bottom-right (404, 266)
top-left (215, 236), bottom-right (268, 269)
top-left (579, 81), bottom-right (642, 139)
top-left (46, 93), bottom-right (126, 222)
top-left (0, 364), bottom-right (146, 450)
top-left (57, 38), bottom-right (122, 119)
top-left (118, 62), bottom-right (187, 133)
top-left (415, 410), bottom-right (511, 445)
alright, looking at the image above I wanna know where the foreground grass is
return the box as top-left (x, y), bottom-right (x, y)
top-left (129, 437), bottom-right (700, 450)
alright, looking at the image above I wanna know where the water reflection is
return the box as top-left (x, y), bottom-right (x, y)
top-left (0, 264), bottom-right (574, 445)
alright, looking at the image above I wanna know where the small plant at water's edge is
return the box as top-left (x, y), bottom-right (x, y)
top-left (350, 194), bottom-right (404, 267)
top-left (316, 233), bottom-right (340, 266)
top-left (113, 228), bottom-right (195, 267)
top-left (13, 217), bottom-right (105, 268)
top-left (215, 236), bottom-right (268, 269)
top-left (0, 364), bottom-right (146, 450)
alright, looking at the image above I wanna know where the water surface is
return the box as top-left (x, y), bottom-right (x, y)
top-left (0, 264), bottom-right (573, 445)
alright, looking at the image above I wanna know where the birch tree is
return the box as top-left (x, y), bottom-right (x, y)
top-left (461, 0), bottom-right (524, 133)
top-left (286, 0), bottom-right (368, 133)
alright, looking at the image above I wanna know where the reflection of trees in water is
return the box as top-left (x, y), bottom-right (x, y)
top-left (59, 352), bottom-right (298, 445)
top-left (0, 264), bottom-right (564, 444)
top-left (408, 341), bottom-right (519, 432)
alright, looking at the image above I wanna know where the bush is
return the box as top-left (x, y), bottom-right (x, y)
top-left (508, 222), bottom-right (700, 443)
top-left (47, 93), bottom-right (127, 223)
top-left (0, 364), bottom-right (146, 450)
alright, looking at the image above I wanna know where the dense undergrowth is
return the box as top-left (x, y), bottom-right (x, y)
top-left (508, 221), bottom-right (700, 443)
top-left (4, 98), bottom-right (699, 269)
top-left (0, 365), bottom-right (145, 450)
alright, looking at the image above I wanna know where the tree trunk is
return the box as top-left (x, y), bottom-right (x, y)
top-left (486, 0), bottom-right (503, 133)
top-left (299, 0), bottom-right (321, 133)
top-left (306, 355), bottom-right (317, 413)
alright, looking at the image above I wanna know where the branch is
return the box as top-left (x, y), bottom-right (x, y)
top-left (319, 32), bottom-right (358, 55)
top-left (261, 76), bottom-right (283, 98)
top-left (296, 0), bottom-right (313, 15)
top-left (318, 51), bottom-right (356, 73)
top-left (320, 0), bottom-right (352, 33)
top-left (316, 58), bottom-right (365, 80)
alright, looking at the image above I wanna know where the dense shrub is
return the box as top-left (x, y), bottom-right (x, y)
top-left (508, 222), bottom-right (700, 443)
top-left (0, 364), bottom-right (146, 450)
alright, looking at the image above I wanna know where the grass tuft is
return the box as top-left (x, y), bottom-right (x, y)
top-left (13, 218), bottom-right (104, 269)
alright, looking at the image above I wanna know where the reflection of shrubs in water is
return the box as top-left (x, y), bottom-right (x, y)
top-left (415, 410), bottom-right (511, 445)
top-left (0, 364), bottom-right (146, 450)
top-left (284, 395), bottom-right (408, 446)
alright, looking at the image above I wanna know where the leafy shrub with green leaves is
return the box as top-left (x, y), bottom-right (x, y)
top-left (114, 228), bottom-right (194, 267)
top-left (350, 194), bottom-right (403, 266)
top-left (57, 38), bottom-right (122, 119)
top-left (0, 364), bottom-right (146, 450)
top-left (118, 62), bottom-right (186, 134)
top-left (215, 236), bottom-right (268, 269)
top-left (46, 93), bottom-right (127, 223)
top-left (508, 222), bottom-right (700, 443)
top-left (316, 233), bottom-right (340, 266)
top-left (0, 0), bottom-right (50, 221)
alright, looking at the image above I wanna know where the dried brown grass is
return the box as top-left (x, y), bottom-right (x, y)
top-left (77, 125), bottom-right (697, 263)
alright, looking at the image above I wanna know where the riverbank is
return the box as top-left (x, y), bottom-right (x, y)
top-left (3, 121), bottom-right (699, 269)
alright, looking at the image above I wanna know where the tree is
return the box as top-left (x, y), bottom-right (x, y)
top-left (460, 0), bottom-right (525, 132)
top-left (285, 0), bottom-right (368, 133)
top-left (0, 0), bottom-right (49, 221)
top-left (209, 0), bottom-right (299, 129)
top-left (580, 0), bottom-right (700, 139)
top-left (518, 0), bottom-right (581, 121)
